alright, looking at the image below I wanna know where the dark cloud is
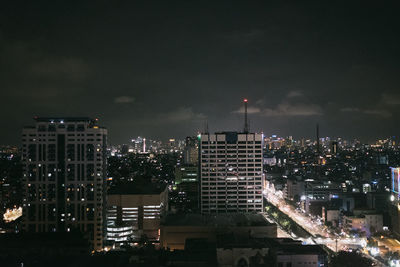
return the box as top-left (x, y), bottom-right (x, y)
top-left (363, 109), bottom-right (392, 118)
top-left (30, 58), bottom-right (89, 81)
top-left (158, 107), bottom-right (206, 124)
top-left (381, 93), bottom-right (400, 106)
top-left (232, 101), bottom-right (322, 117)
top-left (341, 107), bottom-right (392, 118)
top-left (287, 91), bottom-right (303, 98)
top-left (0, 1), bottom-right (399, 144)
top-left (232, 106), bottom-right (262, 115)
top-left (114, 96), bottom-right (135, 104)
top-left (340, 107), bottom-right (360, 113)
top-left (262, 102), bottom-right (323, 117)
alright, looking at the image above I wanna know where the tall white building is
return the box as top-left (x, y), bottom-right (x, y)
top-left (21, 117), bottom-right (107, 251)
top-left (200, 132), bottom-right (264, 213)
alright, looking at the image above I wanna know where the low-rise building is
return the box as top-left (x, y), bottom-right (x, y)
top-left (322, 207), bottom-right (340, 226)
top-left (160, 213), bottom-right (277, 250)
top-left (106, 182), bottom-right (168, 246)
top-left (373, 237), bottom-right (400, 254)
top-left (343, 213), bottom-right (383, 236)
top-left (343, 215), bottom-right (367, 233)
top-left (286, 177), bottom-right (305, 201)
top-left (275, 242), bottom-right (327, 267)
top-left (364, 214), bottom-right (383, 233)
top-left (216, 235), bottom-right (327, 267)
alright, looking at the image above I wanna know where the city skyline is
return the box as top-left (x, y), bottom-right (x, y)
top-left (2, 2), bottom-right (400, 266)
top-left (11, 115), bottom-right (398, 147)
top-left (1, 1), bottom-right (400, 145)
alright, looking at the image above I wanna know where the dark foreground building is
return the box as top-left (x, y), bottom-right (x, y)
top-left (160, 213), bottom-right (277, 250)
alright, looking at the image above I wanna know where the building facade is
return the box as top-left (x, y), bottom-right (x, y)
top-left (106, 185), bottom-right (168, 246)
top-left (285, 178), bottom-right (305, 201)
top-left (21, 117), bottom-right (107, 251)
top-left (199, 132), bottom-right (263, 214)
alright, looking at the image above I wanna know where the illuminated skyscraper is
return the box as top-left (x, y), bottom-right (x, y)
top-left (199, 132), bottom-right (264, 213)
top-left (21, 117), bottom-right (107, 251)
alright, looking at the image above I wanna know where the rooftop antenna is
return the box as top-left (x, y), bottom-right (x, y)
top-left (248, 119), bottom-right (251, 133)
top-left (204, 120), bottom-right (209, 134)
top-left (243, 98), bottom-right (249, 133)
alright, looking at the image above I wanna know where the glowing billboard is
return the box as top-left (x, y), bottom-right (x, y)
top-left (392, 167), bottom-right (400, 199)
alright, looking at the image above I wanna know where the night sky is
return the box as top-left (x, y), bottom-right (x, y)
top-left (1, 1), bottom-right (399, 145)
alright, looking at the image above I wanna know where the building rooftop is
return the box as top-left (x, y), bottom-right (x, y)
top-left (215, 234), bottom-right (326, 255)
top-left (162, 213), bottom-right (273, 227)
top-left (375, 237), bottom-right (400, 249)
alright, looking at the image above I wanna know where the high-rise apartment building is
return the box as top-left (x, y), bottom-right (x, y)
top-left (21, 117), bottom-right (107, 251)
top-left (199, 132), bottom-right (264, 213)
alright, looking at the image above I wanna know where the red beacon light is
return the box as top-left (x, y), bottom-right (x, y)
top-left (243, 98), bottom-right (248, 102)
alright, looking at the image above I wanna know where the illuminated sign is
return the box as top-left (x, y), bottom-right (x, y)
top-left (391, 167), bottom-right (400, 199)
